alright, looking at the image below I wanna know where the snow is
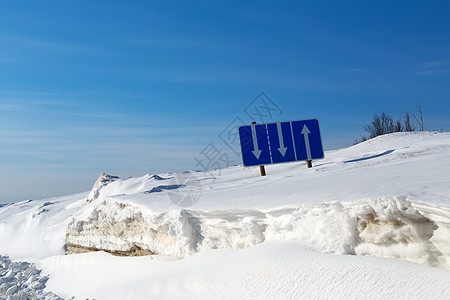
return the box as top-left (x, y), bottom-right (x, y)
top-left (1, 131), bottom-right (450, 299)
top-left (0, 193), bottom-right (88, 261)
top-left (64, 196), bottom-right (450, 269)
top-left (86, 173), bottom-right (119, 202)
top-left (0, 256), bottom-right (63, 299)
top-left (39, 242), bottom-right (450, 300)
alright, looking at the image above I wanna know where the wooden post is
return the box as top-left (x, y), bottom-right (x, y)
top-left (306, 160), bottom-right (312, 168)
top-left (260, 165), bottom-right (266, 176)
top-left (252, 121), bottom-right (266, 176)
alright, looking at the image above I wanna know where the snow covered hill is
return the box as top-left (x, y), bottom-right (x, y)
top-left (1, 131), bottom-right (450, 299)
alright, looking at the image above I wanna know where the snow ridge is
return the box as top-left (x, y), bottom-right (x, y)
top-left (66, 197), bottom-right (450, 269)
top-left (87, 173), bottom-right (119, 202)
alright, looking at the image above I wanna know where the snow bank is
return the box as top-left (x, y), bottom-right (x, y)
top-left (66, 198), bottom-right (266, 258)
top-left (66, 196), bottom-right (450, 269)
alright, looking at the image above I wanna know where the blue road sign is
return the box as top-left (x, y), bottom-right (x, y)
top-left (238, 119), bottom-right (324, 167)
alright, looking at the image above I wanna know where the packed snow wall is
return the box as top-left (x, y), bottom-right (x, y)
top-left (65, 197), bottom-right (450, 269)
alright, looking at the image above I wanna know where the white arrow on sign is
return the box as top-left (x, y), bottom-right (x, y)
top-left (277, 123), bottom-right (288, 156)
top-left (251, 123), bottom-right (262, 159)
top-left (301, 125), bottom-right (312, 160)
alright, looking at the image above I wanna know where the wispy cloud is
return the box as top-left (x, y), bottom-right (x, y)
top-left (413, 61), bottom-right (448, 75)
top-left (71, 112), bottom-right (128, 119)
top-left (0, 97), bottom-right (79, 113)
top-left (65, 125), bottom-right (222, 136)
top-left (0, 32), bottom-right (109, 56)
top-left (0, 103), bottom-right (27, 110)
top-left (73, 91), bottom-right (152, 100)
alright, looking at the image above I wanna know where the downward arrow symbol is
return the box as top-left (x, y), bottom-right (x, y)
top-left (251, 123), bottom-right (262, 159)
top-left (301, 125), bottom-right (312, 160)
top-left (277, 122), bottom-right (288, 156)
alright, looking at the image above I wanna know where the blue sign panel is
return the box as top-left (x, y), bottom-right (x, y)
top-left (238, 119), bottom-right (324, 167)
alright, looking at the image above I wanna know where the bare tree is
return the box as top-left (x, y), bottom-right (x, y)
top-left (394, 119), bottom-right (403, 132)
top-left (403, 112), bottom-right (415, 132)
top-left (411, 103), bottom-right (424, 131)
top-left (364, 112), bottom-right (403, 139)
top-left (365, 114), bottom-right (383, 138)
top-left (356, 105), bottom-right (423, 145)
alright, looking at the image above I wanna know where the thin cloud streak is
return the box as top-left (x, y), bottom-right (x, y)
top-left (0, 103), bottom-right (28, 110)
top-left (0, 32), bottom-right (109, 56)
top-left (413, 61), bottom-right (448, 76)
top-left (71, 112), bottom-right (129, 119)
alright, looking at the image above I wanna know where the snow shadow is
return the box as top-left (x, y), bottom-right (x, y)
top-left (344, 149), bottom-right (395, 163)
top-left (150, 174), bottom-right (169, 180)
top-left (145, 184), bottom-right (186, 193)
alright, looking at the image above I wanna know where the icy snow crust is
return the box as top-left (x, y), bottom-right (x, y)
top-left (1, 131), bottom-right (450, 298)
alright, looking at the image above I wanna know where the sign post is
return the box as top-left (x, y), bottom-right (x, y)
top-left (238, 119), bottom-right (324, 172)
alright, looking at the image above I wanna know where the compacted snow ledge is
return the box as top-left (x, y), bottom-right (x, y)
top-left (65, 196), bottom-right (450, 269)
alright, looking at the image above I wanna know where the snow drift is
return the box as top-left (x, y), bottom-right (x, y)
top-left (66, 194), bottom-right (450, 269)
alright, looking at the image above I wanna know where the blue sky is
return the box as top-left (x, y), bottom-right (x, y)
top-left (1, 1), bottom-right (449, 202)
